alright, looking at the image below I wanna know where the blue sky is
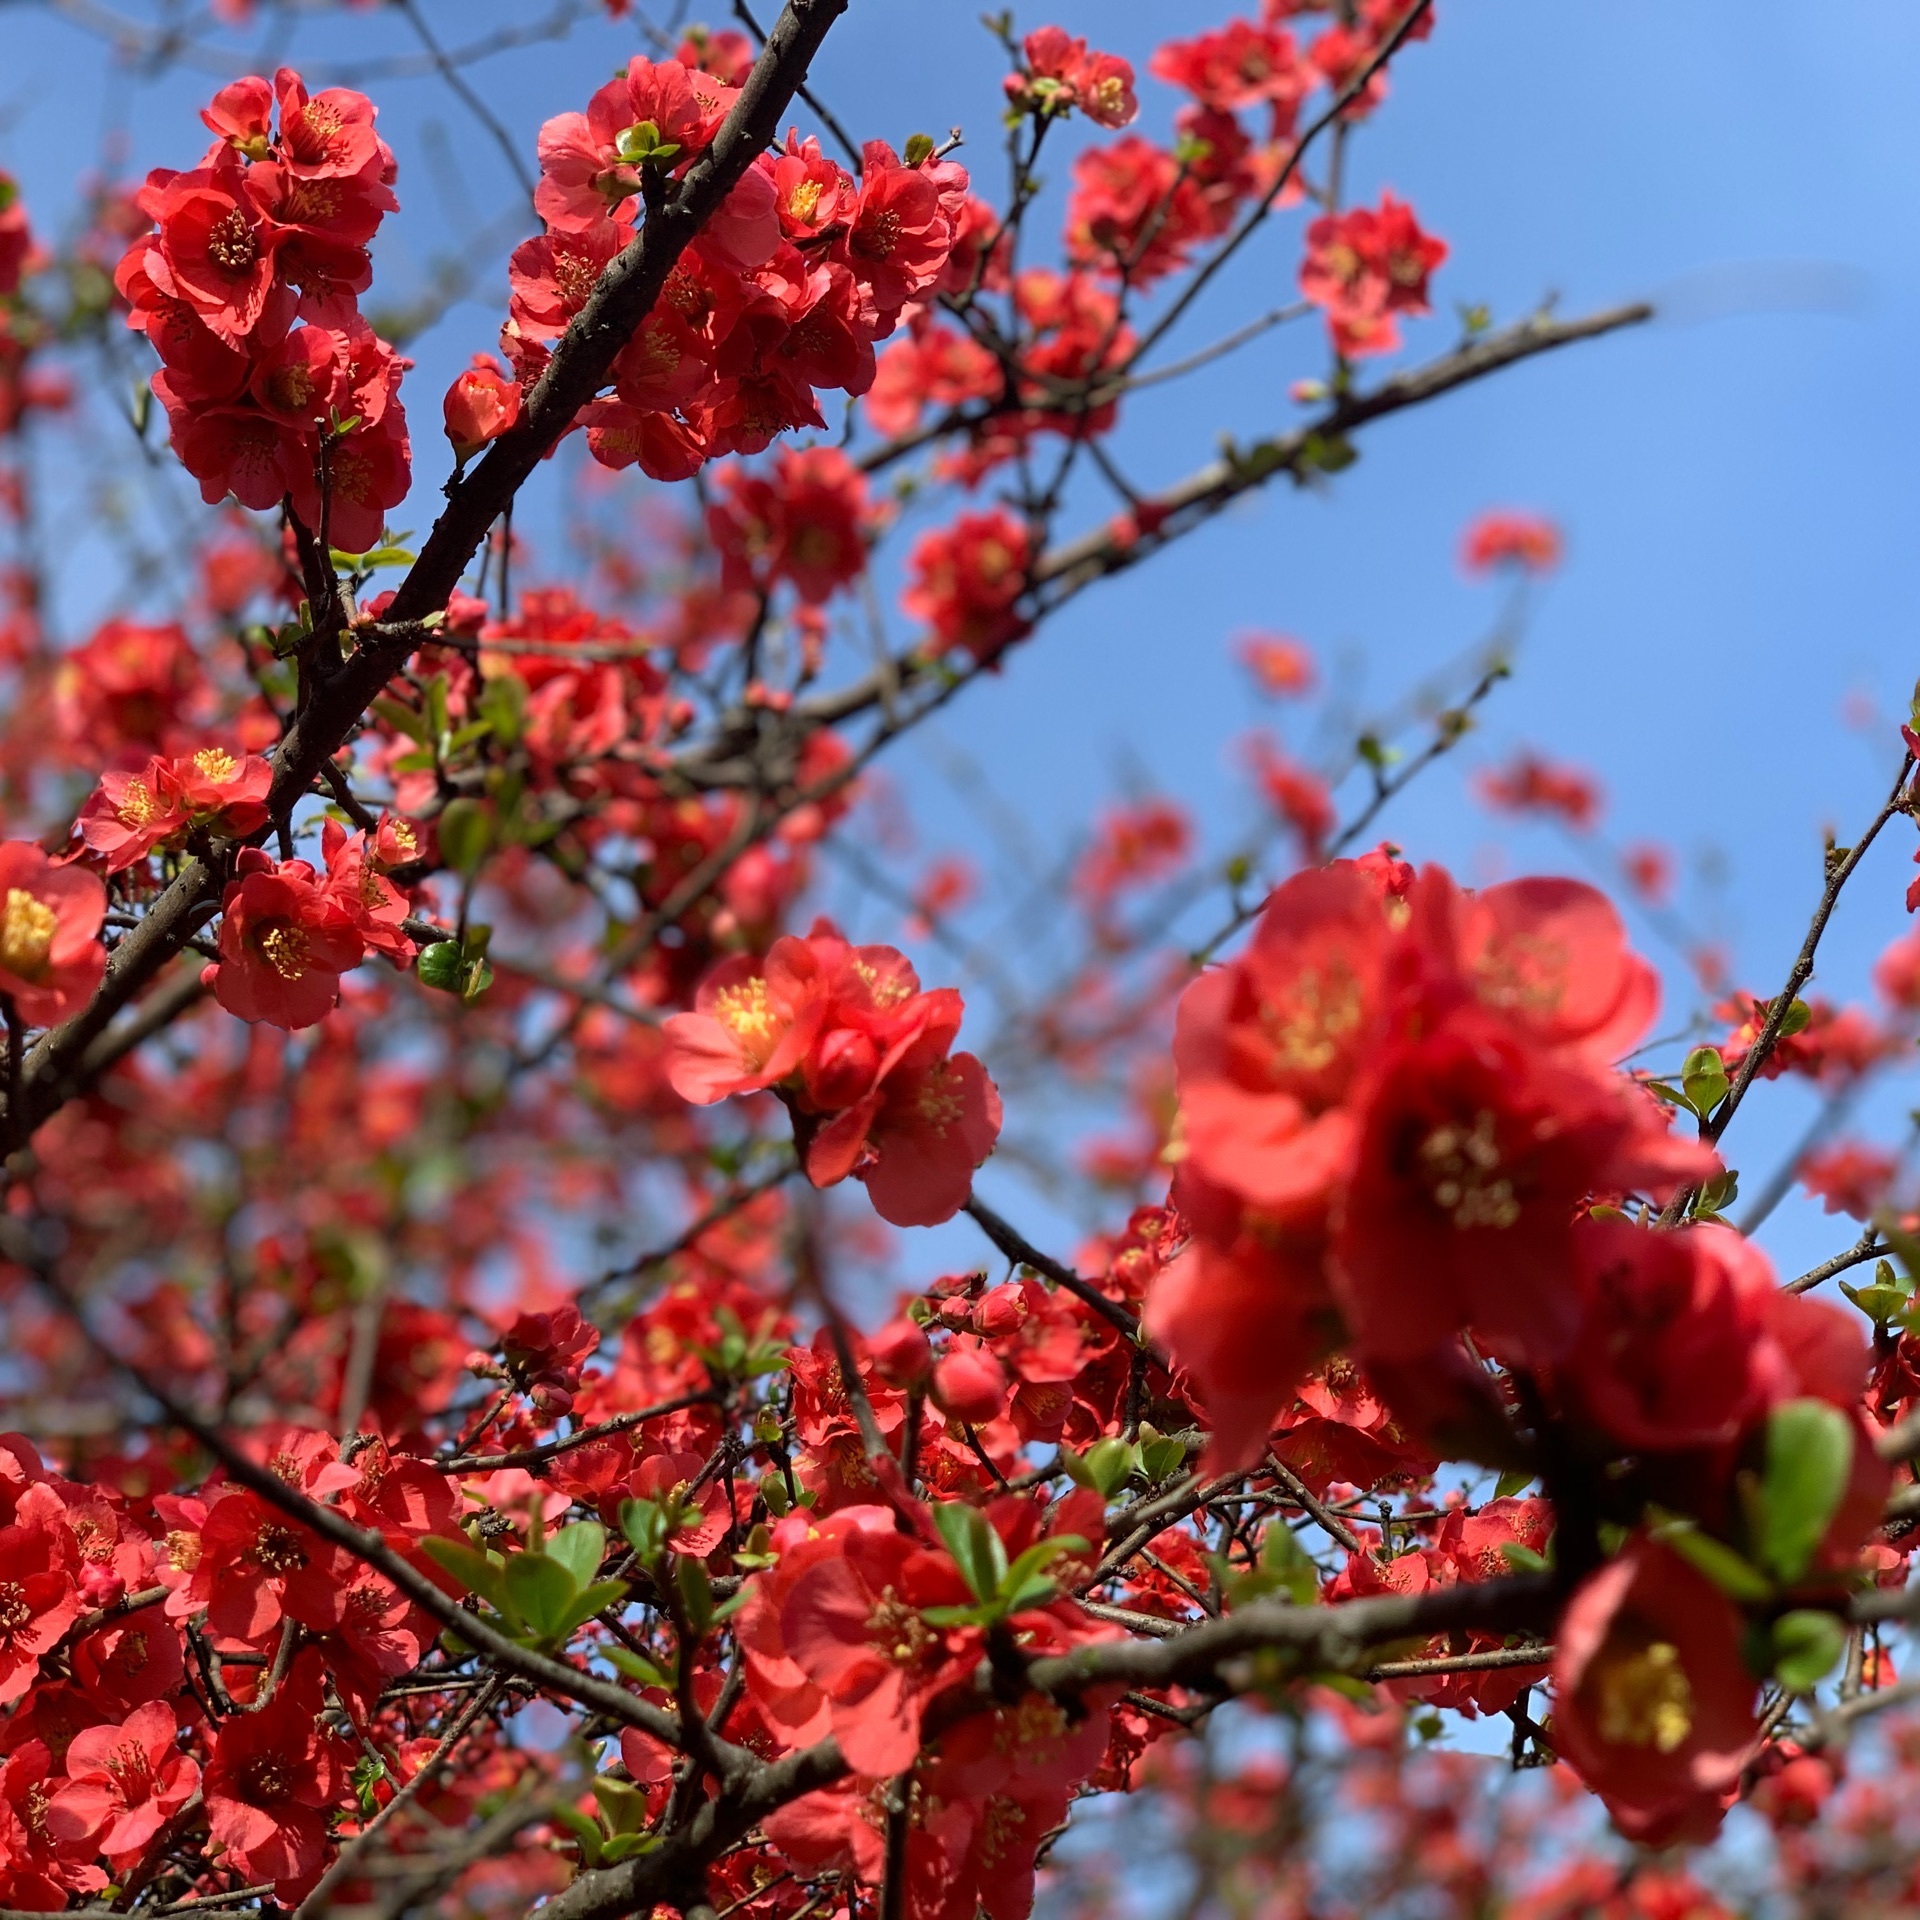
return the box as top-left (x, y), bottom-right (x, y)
top-left (4, 0), bottom-right (1920, 1287)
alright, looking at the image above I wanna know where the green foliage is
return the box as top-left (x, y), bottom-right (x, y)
top-left (420, 1521), bottom-right (626, 1651)
top-left (1770, 1609), bottom-right (1847, 1693)
top-left (1744, 1399), bottom-right (1853, 1585)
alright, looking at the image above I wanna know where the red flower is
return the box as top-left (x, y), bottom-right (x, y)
top-left (1474, 750), bottom-right (1603, 830)
top-left (1151, 21), bottom-right (1307, 118)
top-left (1237, 632), bottom-right (1317, 696)
top-left (443, 351), bottom-right (520, 459)
top-left (167, 744), bottom-right (272, 832)
top-left (847, 145), bottom-right (953, 323)
top-left (663, 935), bottom-right (832, 1104)
top-left (318, 816), bottom-right (417, 964)
top-left (866, 321), bottom-right (999, 437)
top-left (1012, 29), bottom-right (1139, 128)
top-left (0, 842), bottom-right (107, 1028)
top-left (630, 1451), bottom-right (730, 1555)
top-left (799, 993), bottom-right (1003, 1228)
top-left (53, 617), bottom-right (200, 759)
top-left (189, 1483), bottom-right (351, 1642)
top-left (70, 1604), bottom-right (185, 1715)
top-left (138, 156), bottom-right (282, 344)
top-left (1244, 735), bottom-right (1334, 856)
top-left (706, 446), bottom-right (874, 604)
top-left (1557, 1219), bottom-right (1791, 1453)
top-left (1413, 869), bottom-right (1659, 1065)
top-left (930, 1336), bottom-right (1009, 1426)
top-left (46, 1700), bottom-right (198, 1873)
top-left (776, 1519), bottom-right (977, 1774)
top-left (1300, 193), bottom-right (1446, 357)
top-left (1074, 799), bottom-right (1190, 908)
top-left (74, 758), bottom-right (188, 871)
top-left (1461, 509), bottom-right (1563, 574)
top-left (1146, 1225), bottom-right (1338, 1469)
top-left (901, 509), bottom-right (1032, 660)
top-left (1173, 863), bottom-right (1391, 1219)
top-left (495, 1305), bottom-right (600, 1416)
top-left (203, 849), bottom-right (365, 1029)
top-left (271, 67), bottom-right (392, 182)
top-left (1552, 1539), bottom-right (1759, 1844)
top-left (0, 175), bottom-right (31, 299)
top-left (1333, 1008), bottom-right (1713, 1370)
top-left (0, 1497), bottom-right (81, 1706)
top-left (1799, 1140), bottom-right (1898, 1220)
top-left (203, 1655), bottom-right (347, 1902)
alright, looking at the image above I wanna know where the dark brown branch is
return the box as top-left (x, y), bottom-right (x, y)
top-left (963, 1196), bottom-right (1144, 1342)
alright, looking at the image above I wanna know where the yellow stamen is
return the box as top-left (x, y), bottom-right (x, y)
top-left (0, 890), bottom-right (57, 982)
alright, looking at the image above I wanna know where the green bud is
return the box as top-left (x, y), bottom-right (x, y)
top-left (416, 942), bottom-right (465, 993)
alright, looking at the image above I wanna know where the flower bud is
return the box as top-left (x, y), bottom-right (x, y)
top-left (443, 354), bottom-right (520, 460)
top-left (868, 1315), bottom-right (932, 1388)
top-left (974, 1281), bottom-right (1029, 1338)
top-left (930, 1339), bottom-right (1007, 1426)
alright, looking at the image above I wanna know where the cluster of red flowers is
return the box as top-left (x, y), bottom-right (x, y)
top-left (115, 69), bottom-right (412, 552)
top-left (706, 445), bottom-right (876, 605)
top-left (1474, 749), bottom-right (1604, 830)
top-left (501, 44), bottom-right (981, 482)
top-left (664, 919), bottom-right (1001, 1226)
top-left (1149, 854), bottom-right (1898, 1841)
top-left (0, 1428), bottom-right (456, 1904)
top-left (1299, 191), bottom-right (1447, 357)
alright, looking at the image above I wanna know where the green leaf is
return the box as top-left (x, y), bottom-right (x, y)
top-left (1777, 998), bottom-right (1814, 1040)
top-left (548, 1522), bottom-right (608, 1589)
top-left (998, 1536), bottom-right (1087, 1610)
top-left (1840, 1277), bottom-right (1911, 1325)
top-left (1066, 1437), bottom-right (1136, 1499)
top-left (1681, 1045), bottom-right (1729, 1118)
top-left (675, 1555), bottom-right (714, 1641)
top-left (1296, 430), bottom-right (1357, 476)
top-left (371, 695), bottom-right (430, 745)
top-left (1499, 1543), bottom-right (1550, 1574)
top-left (503, 1551), bottom-right (579, 1640)
top-left (1259, 1523), bottom-right (1320, 1605)
top-left (1751, 1398), bottom-right (1853, 1584)
top-left (419, 1535), bottom-right (507, 1610)
top-left (1651, 1519), bottom-right (1773, 1603)
top-left (550, 1802), bottom-right (605, 1866)
top-left (933, 1501), bottom-right (1006, 1604)
top-left (553, 1578), bottom-right (630, 1640)
top-left (478, 672), bottom-right (527, 748)
top-left (620, 1497), bottom-right (666, 1567)
top-left (919, 1601), bottom-right (997, 1628)
top-left (1771, 1609), bottom-right (1847, 1692)
top-left (600, 1832), bottom-right (662, 1864)
top-left (592, 1776), bottom-right (650, 1835)
top-left (351, 1753), bottom-right (384, 1821)
top-left (437, 797), bottom-right (495, 877)
top-left (1493, 1468), bottom-right (1534, 1500)
top-left (1876, 1213), bottom-right (1920, 1284)
top-left (605, 1645), bottom-right (669, 1688)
